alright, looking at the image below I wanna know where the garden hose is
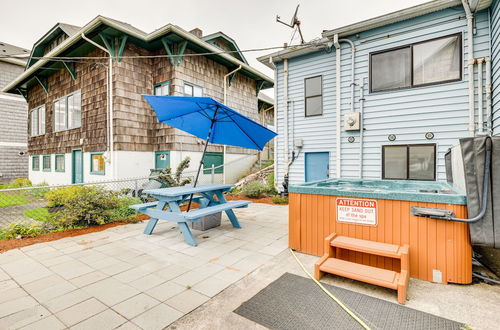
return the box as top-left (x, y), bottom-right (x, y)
top-left (289, 248), bottom-right (371, 330)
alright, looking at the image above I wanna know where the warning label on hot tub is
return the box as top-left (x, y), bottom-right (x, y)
top-left (336, 198), bottom-right (377, 226)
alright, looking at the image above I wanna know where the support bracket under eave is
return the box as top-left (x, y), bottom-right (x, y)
top-left (228, 70), bottom-right (238, 87)
top-left (99, 33), bottom-right (128, 62)
top-left (62, 62), bottom-right (77, 80)
top-left (256, 80), bottom-right (266, 97)
top-left (34, 76), bottom-right (49, 94)
top-left (161, 38), bottom-right (188, 66)
top-left (16, 88), bottom-right (28, 102)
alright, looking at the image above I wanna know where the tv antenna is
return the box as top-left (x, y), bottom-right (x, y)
top-left (276, 4), bottom-right (305, 44)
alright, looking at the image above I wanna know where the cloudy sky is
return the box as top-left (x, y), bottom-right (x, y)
top-left (1, 0), bottom-right (427, 84)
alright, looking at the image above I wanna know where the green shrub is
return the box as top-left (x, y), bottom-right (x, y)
top-left (110, 197), bottom-right (140, 221)
top-left (45, 186), bottom-right (125, 227)
top-left (24, 207), bottom-right (50, 222)
top-left (0, 192), bottom-right (28, 207)
top-left (241, 181), bottom-right (268, 198)
top-left (11, 178), bottom-right (32, 188)
top-left (272, 196), bottom-right (289, 205)
top-left (0, 222), bottom-right (47, 240)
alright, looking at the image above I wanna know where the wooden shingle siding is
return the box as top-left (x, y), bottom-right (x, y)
top-left (27, 49), bottom-right (108, 155)
top-left (492, 0), bottom-right (500, 136)
top-left (276, 7), bottom-right (491, 186)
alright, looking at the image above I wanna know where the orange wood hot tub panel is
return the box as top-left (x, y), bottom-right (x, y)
top-left (289, 193), bottom-right (472, 284)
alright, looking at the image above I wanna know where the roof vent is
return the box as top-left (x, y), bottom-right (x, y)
top-left (189, 28), bottom-right (203, 38)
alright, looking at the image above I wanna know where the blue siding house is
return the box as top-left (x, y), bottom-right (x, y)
top-left (259, 0), bottom-right (499, 189)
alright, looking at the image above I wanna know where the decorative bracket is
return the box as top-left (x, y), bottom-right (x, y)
top-left (99, 33), bottom-right (128, 62)
top-left (16, 88), bottom-right (28, 102)
top-left (228, 69), bottom-right (238, 87)
top-left (161, 38), bottom-right (188, 66)
top-left (62, 62), bottom-right (77, 80)
top-left (256, 80), bottom-right (266, 97)
top-left (34, 76), bottom-right (49, 94)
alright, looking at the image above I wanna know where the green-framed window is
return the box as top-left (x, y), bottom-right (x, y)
top-left (42, 155), bottom-right (51, 172)
top-left (55, 154), bottom-right (65, 172)
top-left (29, 105), bottom-right (46, 137)
top-left (203, 152), bottom-right (223, 174)
top-left (32, 155), bottom-right (40, 171)
top-left (90, 152), bottom-right (105, 175)
top-left (53, 90), bottom-right (81, 132)
top-left (183, 82), bottom-right (203, 97)
top-left (153, 81), bottom-right (170, 96)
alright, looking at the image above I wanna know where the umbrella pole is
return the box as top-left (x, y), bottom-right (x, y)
top-left (187, 107), bottom-right (219, 212)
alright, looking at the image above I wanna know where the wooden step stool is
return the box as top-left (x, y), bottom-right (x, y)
top-left (314, 233), bottom-right (410, 304)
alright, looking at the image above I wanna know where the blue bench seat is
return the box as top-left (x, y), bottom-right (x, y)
top-left (184, 200), bottom-right (251, 220)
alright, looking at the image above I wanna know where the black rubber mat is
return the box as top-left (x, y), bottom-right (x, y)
top-left (234, 273), bottom-right (464, 330)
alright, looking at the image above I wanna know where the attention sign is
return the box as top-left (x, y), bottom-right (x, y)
top-left (336, 198), bottom-right (377, 226)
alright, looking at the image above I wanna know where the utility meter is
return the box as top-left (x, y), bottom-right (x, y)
top-left (344, 112), bottom-right (361, 131)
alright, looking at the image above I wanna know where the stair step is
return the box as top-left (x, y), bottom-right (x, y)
top-left (319, 257), bottom-right (399, 289)
top-left (331, 236), bottom-right (404, 258)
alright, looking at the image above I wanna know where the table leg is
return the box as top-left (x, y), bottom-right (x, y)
top-left (214, 191), bottom-right (241, 229)
top-left (168, 201), bottom-right (198, 246)
top-left (143, 201), bottom-right (167, 235)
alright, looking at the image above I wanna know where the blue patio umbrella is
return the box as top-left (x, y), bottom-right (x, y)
top-left (142, 95), bottom-right (277, 208)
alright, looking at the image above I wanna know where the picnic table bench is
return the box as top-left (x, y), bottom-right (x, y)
top-left (129, 184), bottom-right (250, 246)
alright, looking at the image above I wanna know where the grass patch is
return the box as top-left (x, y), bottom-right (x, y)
top-left (0, 192), bottom-right (28, 207)
top-left (24, 207), bottom-right (50, 222)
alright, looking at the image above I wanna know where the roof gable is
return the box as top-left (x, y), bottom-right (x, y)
top-left (202, 32), bottom-right (248, 64)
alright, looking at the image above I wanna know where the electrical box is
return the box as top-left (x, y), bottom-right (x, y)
top-left (294, 138), bottom-right (303, 148)
top-left (344, 112), bottom-right (361, 131)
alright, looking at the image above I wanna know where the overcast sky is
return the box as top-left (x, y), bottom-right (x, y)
top-left (1, 0), bottom-right (427, 95)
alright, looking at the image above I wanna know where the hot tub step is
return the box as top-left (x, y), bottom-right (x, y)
top-left (314, 233), bottom-right (409, 304)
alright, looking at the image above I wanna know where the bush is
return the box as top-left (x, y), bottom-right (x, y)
top-left (45, 186), bottom-right (125, 227)
top-left (272, 196), bottom-right (288, 205)
top-left (11, 178), bottom-right (32, 188)
top-left (241, 181), bottom-right (268, 198)
top-left (0, 222), bottom-right (47, 240)
top-left (110, 197), bottom-right (140, 222)
top-left (24, 207), bottom-right (50, 222)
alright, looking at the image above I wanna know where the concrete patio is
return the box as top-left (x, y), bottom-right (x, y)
top-left (1, 203), bottom-right (499, 330)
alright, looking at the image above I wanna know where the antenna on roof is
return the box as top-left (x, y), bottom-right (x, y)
top-left (276, 4), bottom-right (305, 44)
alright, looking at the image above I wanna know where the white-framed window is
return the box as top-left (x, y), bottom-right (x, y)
top-left (183, 82), bottom-right (203, 97)
top-left (29, 105), bottom-right (45, 137)
top-left (153, 81), bottom-right (170, 96)
top-left (304, 76), bottom-right (323, 117)
top-left (54, 90), bottom-right (81, 132)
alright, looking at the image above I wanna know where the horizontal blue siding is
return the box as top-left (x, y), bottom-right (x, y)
top-left (492, 0), bottom-right (500, 135)
top-left (274, 6), bottom-right (491, 187)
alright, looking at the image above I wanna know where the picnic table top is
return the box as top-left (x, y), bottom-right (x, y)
top-left (143, 184), bottom-right (234, 197)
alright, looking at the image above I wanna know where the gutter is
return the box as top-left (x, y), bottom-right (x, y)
top-left (223, 65), bottom-right (242, 184)
top-left (0, 58), bottom-right (26, 67)
top-left (81, 33), bottom-right (115, 179)
top-left (3, 16), bottom-right (273, 94)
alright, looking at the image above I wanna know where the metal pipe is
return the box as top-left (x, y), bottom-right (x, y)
top-left (271, 57), bottom-right (279, 191)
top-left (485, 57), bottom-right (492, 134)
top-left (283, 59), bottom-right (289, 166)
top-left (223, 65), bottom-right (242, 184)
top-left (358, 77), bottom-right (366, 178)
top-left (462, 0), bottom-right (475, 134)
top-left (81, 33), bottom-right (114, 178)
top-left (334, 34), bottom-right (341, 178)
top-left (477, 58), bottom-right (484, 133)
top-left (339, 39), bottom-right (355, 115)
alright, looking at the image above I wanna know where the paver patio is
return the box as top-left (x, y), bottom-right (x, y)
top-left (0, 203), bottom-right (288, 329)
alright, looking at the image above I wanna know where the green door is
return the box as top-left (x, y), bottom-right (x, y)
top-left (72, 150), bottom-right (83, 184)
top-left (155, 151), bottom-right (170, 169)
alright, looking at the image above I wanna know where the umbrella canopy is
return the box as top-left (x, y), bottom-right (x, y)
top-left (142, 95), bottom-right (277, 151)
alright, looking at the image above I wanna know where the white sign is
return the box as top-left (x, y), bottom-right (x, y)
top-left (336, 198), bottom-right (377, 226)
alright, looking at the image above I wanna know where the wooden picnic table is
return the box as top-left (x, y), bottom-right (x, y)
top-left (129, 184), bottom-right (251, 246)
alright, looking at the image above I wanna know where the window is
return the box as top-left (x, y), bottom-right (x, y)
top-left (304, 76), bottom-right (322, 116)
top-left (382, 144), bottom-right (436, 180)
top-left (42, 155), bottom-right (51, 172)
top-left (203, 152), bottom-right (223, 174)
top-left (370, 34), bottom-right (461, 93)
top-left (153, 81), bottom-right (170, 96)
top-left (90, 153), bottom-right (105, 174)
top-left (29, 105), bottom-right (45, 137)
top-left (54, 90), bottom-right (81, 131)
top-left (183, 83), bottom-right (203, 97)
top-left (32, 156), bottom-right (40, 171)
top-left (55, 154), bottom-right (65, 172)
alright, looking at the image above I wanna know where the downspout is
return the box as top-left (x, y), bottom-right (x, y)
top-left (339, 39), bottom-right (355, 115)
top-left (283, 59), bottom-right (289, 168)
top-left (334, 35), bottom-right (341, 178)
top-left (485, 57), bottom-right (492, 134)
top-left (81, 33), bottom-right (114, 178)
top-left (270, 56), bottom-right (279, 191)
top-left (477, 58), bottom-right (484, 133)
top-left (223, 65), bottom-right (242, 184)
top-left (359, 77), bottom-right (366, 178)
top-left (462, 0), bottom-right (476, 134)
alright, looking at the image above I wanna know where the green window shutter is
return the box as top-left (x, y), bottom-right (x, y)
top-left (203, 152), bottom-right (224, 174)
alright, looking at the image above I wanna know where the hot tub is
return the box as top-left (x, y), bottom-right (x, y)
top-left (288, 178), bottom-right (471, 284)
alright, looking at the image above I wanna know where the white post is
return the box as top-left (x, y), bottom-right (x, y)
top-left (211, 164), bottom-right (215, 184)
